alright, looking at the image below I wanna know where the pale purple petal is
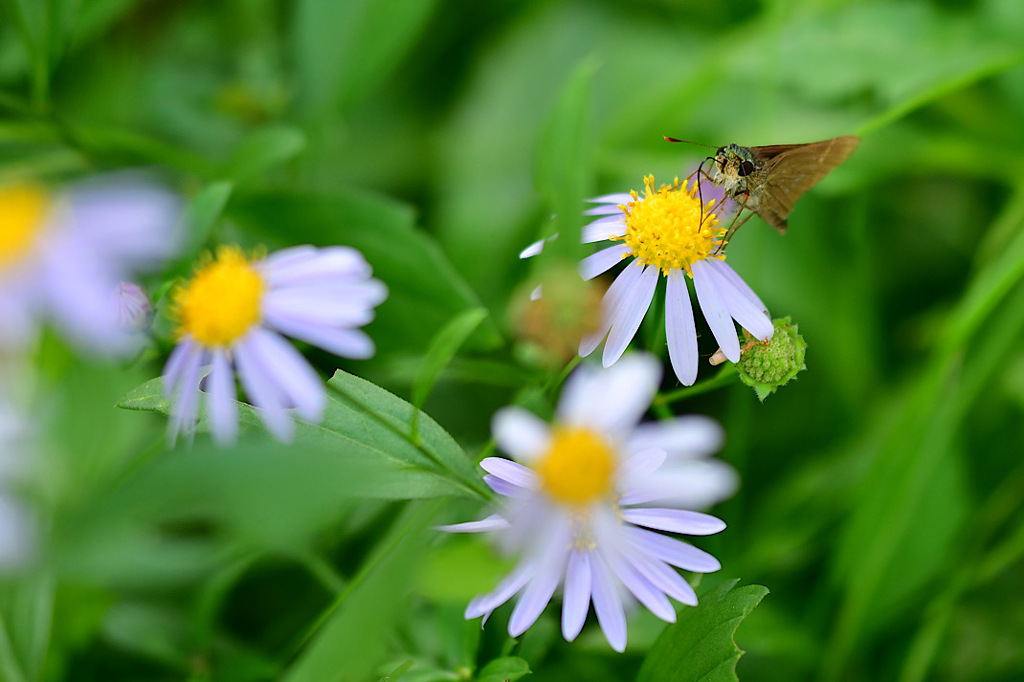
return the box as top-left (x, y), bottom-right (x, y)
top-left (166, 342), bottom-right (206, 443)
top-left (436, 514), bottom-right (510, 533)
top-left (207, 350), bottom-right (238, 446)
top-left (466, 560), bottom-right (536, 620)
top-left (665, 269), bottom-right (698, 386)
top-left (589, 552), bottom-right (627, 652)
top-left (619, 448), bottom-right (666, 479)
top-left (626, 416), bottom-right (725, 460)
top-left (263, 245), bottom-right (370, 286)
top-left (621, 460), bottom-right (738, 509)
top-left (605, 550), bottom-right (676, 622)
top-left (621, 508), bottom-right (726, 536)
top-left (566, 354), bottom-right (661, 435)
top-left (626, 552), bottom-right (698, 606)
top-left (704, 261), bottom-right (773, 341)
top-left (709, 259), bottom-right (768, 313)
top-left (484, 474), bottom-right (533, 498)
top-left (163, 336), bottom-right (197, 397)
top-left (492, 407), bottom-right (550, 463)
top-left (267, 315), bottom-right (376, 359)
top-left (691, 259), bottom-right (740, 362)
top-left (602, 263), bottom-right (658, 367)
top-left (562, 550), bottom-right (592, 641)
top-left (581, 216), bottom-right (627, 243)
top-left (234, 334), bottom-right (294, 442)
top-left (508, 543), bottom-right (565, 637)
top-left (579, 244), bottom-right (630, 281)
top-left (624, 527), bottom-right (721, 573)
top-left (583, 204), bottom-right (625, 216)
top-left (245, 328), bottom-right (326, 422)
top-left (578, 257), bottom-right (643, 358)
top-left (587, 192), bottom-right (634, 204)
top-left (480, 457), bottom-right (539, 490)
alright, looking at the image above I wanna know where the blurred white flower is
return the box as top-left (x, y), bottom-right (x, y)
top-left (0, 177), bottom-right (180, 356)
top-left (163, 244), bottom-right (387, 446)
top-left (440, 354), bottom-right (737, 651)
top-left (523, 175), bottom-right (773, 385)
top-left (0, 401), bottom-right (34, 569)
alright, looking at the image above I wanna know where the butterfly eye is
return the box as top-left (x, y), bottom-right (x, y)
top-left (738, 160), bottom-right (754, 177)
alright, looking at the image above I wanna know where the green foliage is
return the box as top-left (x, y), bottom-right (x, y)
top-left (3, 0), bottom-right (1024, 680)
top-left (638, 581), bottom-right (769, 682)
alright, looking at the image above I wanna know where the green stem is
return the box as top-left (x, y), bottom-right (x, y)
top-left (654, 364), bottom-right (737, 406)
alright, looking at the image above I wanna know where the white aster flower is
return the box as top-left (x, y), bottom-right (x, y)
top-left (523, 175), bottom-right (774, 386)
top-left (0, 178), bottom-right (180, 356)
top-left (439, 354), bottom-right (737, 652)
top-left (163, 244), bottom-right (387, 446)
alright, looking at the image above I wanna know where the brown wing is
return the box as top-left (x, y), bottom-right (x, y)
top-left (758, 136), bottom-right (859, 230)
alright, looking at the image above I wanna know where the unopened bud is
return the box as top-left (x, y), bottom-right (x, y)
top-left (735, 316), bottom-right (807, 401)
top-left (111, 281), bottom-right (153, 334)
top-left (511, 263), bottom-right (604, 365)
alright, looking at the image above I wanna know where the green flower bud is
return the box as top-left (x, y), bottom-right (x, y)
top-left (735, 317), bottom-right (807, 401)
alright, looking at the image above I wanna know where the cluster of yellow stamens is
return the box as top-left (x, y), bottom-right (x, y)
top-left (535, 426), bottom-right (616, 506)
top-left (172, 246), bottom-right (266, 347)
top-left (0, 184), bottom-right (50, 272)
top-left (615, 175), bottom-right (726, 277)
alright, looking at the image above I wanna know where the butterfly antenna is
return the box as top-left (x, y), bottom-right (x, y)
top-left (663, 136), bottom-right (717, 149)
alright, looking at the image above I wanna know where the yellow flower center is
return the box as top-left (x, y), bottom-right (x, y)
top-left (535, 427), bottom-right (616, 506)
top-left (0, 184), bottom-right (50, 273)
top-left (172, 246), bottom-right (266, 347)
top-left (615, 175), bottom-right (726, 276)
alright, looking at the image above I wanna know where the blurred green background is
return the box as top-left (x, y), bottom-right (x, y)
top-left (3, 0), bottom-right (1024, 680)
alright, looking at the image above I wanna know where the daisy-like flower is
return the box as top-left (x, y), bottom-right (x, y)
top-left (0, 178), bottom-right (180, 356)
top-left (163, 244), bottom-right (387, 446)
top-left (439, 354), bottom-right (737, 652)
top-left (523, 175), bottom-right (774, 385)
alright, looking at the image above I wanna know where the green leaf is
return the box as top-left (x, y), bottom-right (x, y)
top-left (181, 180), bottom-right (233, 257)
top-left (227, 189), bottom-right (502, 353)
top-left (292, 0), bottom-right (440, 116)
top-left (411, 307), bottom-right (489, 439)
top-left (224, 125), bottom-right (306, 183)
top-left (638, 580), bottom-right (769, 682)
top-left (534, 55), bottom-right (597, 265)
top-left (0, 572), bottom-right (55, 682)
top-left (282, 503), bottom-right (436, 682)
top-left (476, 656), bottom-right (531, 682)
top-left (118, 369), bottom-right (489, 501)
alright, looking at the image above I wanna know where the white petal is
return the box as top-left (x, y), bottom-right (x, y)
top-left (207, 350), bottom-right (238, 446)
top-left (583, 204), bottom-right (625, 216)
top-left (567, 354), bottom-right (661, 435)
top-left (709, 259), bottom-right (767, 313)
top-left (621, 508), bottom-right (726, 536)
top-left (579, 244), bottom-right (630, 281)
top-left (623, 460), bottom-right (738, 508)
top-left (234, 335), bottom-right (294, 442)
top-left (691, 259), bottom-right (740, 362)
top-left (624, 527), bottom-right (721, 573)
top-left (519, 234), bottom-right (557, 259)
top-left (705, 262), bottom-right (773, 341)
top-left (627, 552), bottom-right (698, 606)
top-left (466, 560), bottom-right (536, 620)
top-left (581, 216), bottom-right (627, 243)
top-left (246, 328), bottom-right (326, 422)
top-left (166, 343), bottom-right (205, 444)
top-left (484, 475), bottom-right (534, 499)
top-left (508, 536), bottom-right (567, 637)
top-left (492, 407), bottom-right (550, 463)
top-left (626, 416), bottom-right (725, 460)
top-left (587, 192), bottom-right (633, 205)
top-left (268, 315), bottom-right (376, 359)
top-left (436, 514), bottom-right (510, 533)
top-left (602, 263), bottom-right (658, 367)
top-left (263, 246), bottom-right (370, 286)
top-left (562, 550), bottom-right (592, 641)
top-left (604, 548), bottom-right (676, 622)
top-left (619, 448), bottom-right (667, 479)
top-left (480, 457), bottom-right (539, 489)
top-left (665, 269), bottom-right (698, 386)
top-left (589, 552), bottom-right (627, 652)
top-left (577, 261), bottom-right (643, 358)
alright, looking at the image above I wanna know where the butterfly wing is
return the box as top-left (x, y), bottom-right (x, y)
top-left (756, 136), bottom-right (859, 233)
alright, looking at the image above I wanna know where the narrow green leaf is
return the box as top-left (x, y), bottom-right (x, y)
top-left (282, 503), bottom-right (435, 682)
top-left (534, 55), bottom-right (597, 264)
top-left (181, 180), bottom-right (233, 257)
top-left (638, 580), bottom-right (769, 682)
top-left (411, 307), bottom-right (489, 440)
top-left (224, 125), bottom-right (306, 184)
top-left (476, 656), bottom-right (530, 682)
top-left (118, 369), bottom-right (489, 501)
top-left (292, 0), bottom-right (440, 115)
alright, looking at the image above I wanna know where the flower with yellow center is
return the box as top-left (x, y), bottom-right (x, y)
top-left (522, 173), bottom-right (775, 386)
top-left (0, 176), bottom-right (179, 355)
top-left (439, 354), bottom-right (737, 652)
top-left (162, 244), bottom-right (387, 446)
